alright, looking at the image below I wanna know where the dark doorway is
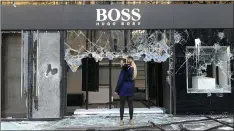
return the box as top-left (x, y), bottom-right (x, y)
top-left (147, 62), bottom-right (164, 107)
top-left (82, 57), bottom-right (99, 92)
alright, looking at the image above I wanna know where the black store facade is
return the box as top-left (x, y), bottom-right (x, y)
top-left (1, 4), bottom-right (234, 120)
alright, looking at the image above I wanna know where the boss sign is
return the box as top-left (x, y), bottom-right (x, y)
top-left (96, 8), bottom-right (141, 26)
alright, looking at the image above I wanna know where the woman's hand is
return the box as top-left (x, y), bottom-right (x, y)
top-left (131, 61), bottom-right (136, 67)
top-left (120, 60), bottom-right (124, 67)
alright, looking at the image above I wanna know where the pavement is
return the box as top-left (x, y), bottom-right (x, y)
top-left (1, 114), bottom-right (233, 130)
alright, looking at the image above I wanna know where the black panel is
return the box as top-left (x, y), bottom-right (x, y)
top-left (206, 65), bottom-right (213, 78)
top-left (67, 94), bottom-right (84, 107)
top-left (82, 58), bottom-right (99, 92)
top-left (157, 63), bottom-right (163, 106)
top-left (175, 44), bottom-right (185, 57)
top-left (173, 4), bottom-right (233, 28)
top-left (148, 62), bottom-right (155, 99)
top-left (147, 62), bottom-right (163, 107)
top-left (1, 5), bottom-right (233, 30)
top-left (216, 66), bottom-right (219, 85)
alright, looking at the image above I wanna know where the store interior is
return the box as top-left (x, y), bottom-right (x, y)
top-left (65, 30), bottom-right (172, 115)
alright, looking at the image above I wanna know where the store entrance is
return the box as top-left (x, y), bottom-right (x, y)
top-left (66, 59), bottom-right (169, 115)
top-left (65, 30), bottom-right (172, 115)
top-left (1, 33), bottom-right (27, 118)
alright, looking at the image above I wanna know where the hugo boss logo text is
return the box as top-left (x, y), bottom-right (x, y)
top-left (96, 8), bottom-right (141, 26)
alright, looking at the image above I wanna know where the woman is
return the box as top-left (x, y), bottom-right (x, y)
top-left (115, 56), bottom-right (137, 126)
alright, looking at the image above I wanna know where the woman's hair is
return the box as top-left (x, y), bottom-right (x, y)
top-left (127, 56), bottom-right (137, 80)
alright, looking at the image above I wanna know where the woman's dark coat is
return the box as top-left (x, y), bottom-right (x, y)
top-left (115, 64), bottom-right (134, 96)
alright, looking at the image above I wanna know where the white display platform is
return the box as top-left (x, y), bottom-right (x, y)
top-left (192, 76), bottom-right (215, 90)
top-left (74, 108), bottom-right (165, 115)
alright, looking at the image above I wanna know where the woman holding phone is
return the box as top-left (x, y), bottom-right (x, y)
top-left (115, 56), bottom-right (137, 126)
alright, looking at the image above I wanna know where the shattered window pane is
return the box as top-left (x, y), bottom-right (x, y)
top-left (65, 30), bottom-right (174, 92)
top-left (186, 46), bottom-right (232, 93)
top-left (65, 30), bottom-right (172, 72)
top-left (65, 29), bottom-right (233, 95)
top-left (174, 29), bottom-right (234, 94)
top-left (32, 32), bottom-right (61, 118)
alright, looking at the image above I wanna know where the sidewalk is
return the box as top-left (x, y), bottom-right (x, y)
top-left (1, 114), bottom-right (233, 130)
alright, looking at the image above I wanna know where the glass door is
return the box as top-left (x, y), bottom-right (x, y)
top-left (27, 31), bottom-right (65, 119)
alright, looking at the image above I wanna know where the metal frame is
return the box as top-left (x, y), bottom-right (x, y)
top-left (168, 30), bottom-right (173, 114)
top-left (60, 31), bottom-right (66, 118)
top-left (1, 33), bottom-right (6, 118)
top-left (0, 30), bottom-right (1, 118)
top-left (27, 31), bottom-right (33, 119)
top-left (172, 30), bottom-right (176, 115)
top-left (109, 60), bottom-right (112, 109)
top-left (85, 31), bottom-right (89, 110)
top-left (85, 58), bottom-right (89, 110)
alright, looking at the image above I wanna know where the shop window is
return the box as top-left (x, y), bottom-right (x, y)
top-left (65, 30), bottom-right (172, 71)
top-left (186, 46), bottom-right (232, 93)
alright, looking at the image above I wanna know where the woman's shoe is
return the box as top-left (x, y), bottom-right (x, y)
top-left (129, 119), bottom-right (134, 126)
top-left (120, 120), bottom-right (124, 126)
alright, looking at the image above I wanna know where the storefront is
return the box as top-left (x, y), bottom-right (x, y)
top-left (1, 3), bottom-right (234, 120)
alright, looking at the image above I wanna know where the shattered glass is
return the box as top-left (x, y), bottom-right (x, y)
top-left (65, 29), bottom-right (233, 95)
top-left (1, 114), bottom-right (232, 130)
top-left (174, 29), bottom-right (233, 94)
top-left (186, 46), bottom-right (231, 93)
top-left (65, 30), bottom-right (172, 72)
top-left (32, 32), bottom-right (61, 118)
